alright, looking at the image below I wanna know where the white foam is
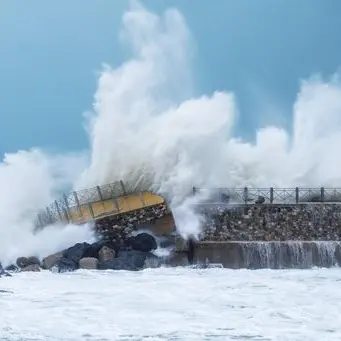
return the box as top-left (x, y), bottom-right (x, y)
top-left (1, 268), bottom-right (341, 340)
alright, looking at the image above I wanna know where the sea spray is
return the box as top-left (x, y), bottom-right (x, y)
top-left (2, 1), bottom-right (341, 260)
top-left (0, 149), bottom-right (91, 266)
top-left (77, 2), bottom-right (341, 236)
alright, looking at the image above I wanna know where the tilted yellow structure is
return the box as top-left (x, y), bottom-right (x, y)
top-left (68, 191), bottom-right (165, 224)
top-left (37, 180), bottom-right (166, 227)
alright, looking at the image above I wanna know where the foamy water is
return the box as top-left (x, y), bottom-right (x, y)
top-left (1, 268), bottom-right (341, 341)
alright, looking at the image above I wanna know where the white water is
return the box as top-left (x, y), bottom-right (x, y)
top-left (1, 1), bottom-right (341, 256)
top-left (1, 268), bottom-right (341, 341)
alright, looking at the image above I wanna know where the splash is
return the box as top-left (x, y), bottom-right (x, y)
top-left (77, 2), bottom-right (341, 237)
top-left (0, 149), bottom-right (95, 266)
top-left (2, 1), bottom-right (341, 254)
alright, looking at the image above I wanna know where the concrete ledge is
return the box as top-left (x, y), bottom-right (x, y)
top-left (175, 241), bottom-right (341, 269)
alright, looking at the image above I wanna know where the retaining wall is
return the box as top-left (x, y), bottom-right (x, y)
top-left (173, 241), bottom-right (341, 269)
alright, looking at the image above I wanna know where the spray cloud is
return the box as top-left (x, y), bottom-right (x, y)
top-left (2, 1), bottom-right (341, 254)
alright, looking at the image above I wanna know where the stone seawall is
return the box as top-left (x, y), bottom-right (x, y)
top-left (200, 204), bottom-right (341, 241)
top-left (177, 241), bottom-right (341, 269)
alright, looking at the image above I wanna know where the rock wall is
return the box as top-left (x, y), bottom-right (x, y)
top-left (95, 203), bottom-right (172, 244)
top-left (200, 204), bottom-right (341, 241)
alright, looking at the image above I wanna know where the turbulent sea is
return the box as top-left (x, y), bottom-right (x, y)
top-left (1, 268), bottom-right (341, 341)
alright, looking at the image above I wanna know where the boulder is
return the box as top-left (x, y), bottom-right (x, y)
top-left (21, 264), bottom-right (41, 272)
top-left (16, 257), bottom-right (30, 269)
top-left (27, 256), bottom-right (40, 265)
top-left (91, 240), bottom-right (120, 255)
top-left (5, 264), bottom-right (19, 272)
top-left (42, 252), bottom-right (63, 270)
top-left (63, 242), bottom-right (93, 263)
top-left (16, 256), bottom-right (40, 269)
top-left (126, 233), bottom-right (157, 252)
top-left (50, 258), bottom-right (78, 273)
top-left (98, 246), bottom-right (115, 263)
top-left (79, 257), bottom-right (99, 270)
top-left (99, 250), bottom-right (154, 271)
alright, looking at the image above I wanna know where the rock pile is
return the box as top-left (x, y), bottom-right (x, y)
top-left (95, 203), bottom-right (169, 243)
top-left (2, 232), bottom-right (161, 274)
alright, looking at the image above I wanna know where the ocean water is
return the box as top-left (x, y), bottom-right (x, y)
top-left (1, 268), bottom-right (341, 341)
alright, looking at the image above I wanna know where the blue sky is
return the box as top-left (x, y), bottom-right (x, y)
top-left (1, 0), bottom-right (341, 156)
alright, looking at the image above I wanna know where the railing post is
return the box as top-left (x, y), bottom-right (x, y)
top-left (112, 191), bottom-right (120, 212)
top-left (120, 180), bottom-right (126, 195)
top-left (73, 191), bottom-right (82, 216)
top-left (139, 191), bottom-right (146, 207)
top-left (55, 200), bottom-right (63, 222)
top-left (244, 187), bottom-right (248, 204)
top-left (96, 186), bottom-right (103, 201)
top-left (37, 213), bottom-right (43, 228)
top-left (63, 194), bottom-right (71, 223)
top-left (63, 208), bottom-right (70, 223)
top-left (88, 202), bottom-right (94, 219)
top-left (46, 206), bottom-right (53, 224)
top-left (63, 194), bottom-right (70, 211)
top-left (295, 187), bottom-right (299, 204)
top-left (270, 187), bottom-right (274, 204)
top-left (321, 187), bottom-right (325, 202)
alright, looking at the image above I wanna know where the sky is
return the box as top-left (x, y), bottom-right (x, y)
top-left (1, 0), bottom-right (341, 157)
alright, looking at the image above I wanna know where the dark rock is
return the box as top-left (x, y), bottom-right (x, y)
top-left (126, 233), bottom-right (157, 252)
top-left (22, 264), bottom-right (41, 272)
top-left (98, 246), bottom-right (115, 263)
top-left (5, 264), bottom-right (19, 272)
top-left (79, 257), bottom-right (99, 270)
top-left (63, 242), bottom-right (93, 264)
top-left (91, 240), bottom-right (121, 256)
top-left (27, 257), bottom-right (40, 266)
top-left (51, 257), bottom-right (78, 273)
top-left (16, 257), bottom-right (30, 268)
top-left (42, 252), bottom-right (63, 270)
top-left (16, 256), bottom-right (40, 269)
top-left (99, 250), bottom-right (153, 271)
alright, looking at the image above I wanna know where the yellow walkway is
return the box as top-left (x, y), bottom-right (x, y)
top-left (67, 191), bottom-right (165, 224)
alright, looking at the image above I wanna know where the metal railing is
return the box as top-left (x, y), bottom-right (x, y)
top-left (193, 187), bottom-right (341, 205)
top-left (37, 185), bottom-right (341, 228)
top-left (36, 180), bottom-right (163, 228)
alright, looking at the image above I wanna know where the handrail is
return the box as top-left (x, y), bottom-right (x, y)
top-left (36, 180), bottom-right (164, 228)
